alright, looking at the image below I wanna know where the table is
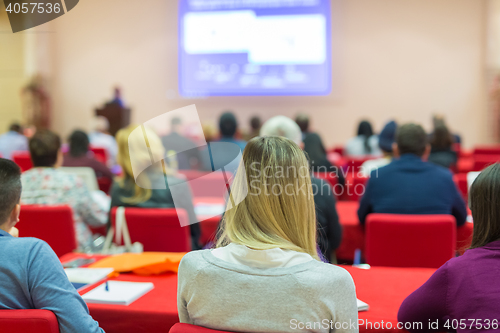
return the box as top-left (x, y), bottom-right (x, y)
top-left (61, 253), bottom-right (435, 333)
top-left (335, 202), bottom-right (474, 261)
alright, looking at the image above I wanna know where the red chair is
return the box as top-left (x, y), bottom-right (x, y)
top-left (343, 157), bottom-right (373, 174)
top-left (169, 323), bottom-right (238, 333)
top-left (365, 214), bottom-right (456, 268)
top-left (344, 175), bottom-right (369, 201)
top-left (12, 151), bottom-right (32, 172)
top-left (473, 145), bottom-right (500, 155)
top-left (89, 147), bottom-right (107, 165)
top-left (17, 205), bottom-right (77, 257)
top-left (0, 310), bottom-right (59, 333)
top-left (472, 155), bottom-right (499, 171)
top-left (111, 207), bottom-right (191, 252)
top-left (97, 177), bottom-right (112, 194)
top-left (453, 173), bottom-right (468, 202)
top-left (313, 172), bottom-right (342, 199)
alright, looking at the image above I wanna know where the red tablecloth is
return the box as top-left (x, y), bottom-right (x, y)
top-left (61, 253), bottom-right (435, 333)
top-left (345, 265), bottom-right (435, 332)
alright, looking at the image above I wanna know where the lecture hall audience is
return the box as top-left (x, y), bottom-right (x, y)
top-left (0, 123), bottom-right (28, 160)
top-left (260, 115), bottom-right (342, 262)
top-left (178, 136), bottom-right (358, 333)
top-left (344, 120), bottom-right (382, 157)
top-left (63, 130), bottom-right (113, 180)
top-left (357, 123), bottom-right (467, 226)
top-left (398, 163), bottom-right (500, 333)
top-left (0, 158), bottom-right (104, 333)
top-left (21, 130), bottom-right (108, 250)
top-left (110, 125), bottom-right (201, 250)
top-left (360, 120), bottom-right (397, 177)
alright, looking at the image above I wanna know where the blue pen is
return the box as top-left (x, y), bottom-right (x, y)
top-left (105, 281), bottom-right (109, 292)
top-left (353, 249), bottom-right (361, 266)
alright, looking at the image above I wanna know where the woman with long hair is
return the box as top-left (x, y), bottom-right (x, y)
top-left (428, 125), bottom-right (457, 169)
top-left (345, 120), bottom-right (381, 157)
top-left (177, 136), bottom-right (358, 333)
top-left (109, 125), bottom-right (200, 249)
top-left (398, 163), bottom-right (500, 332)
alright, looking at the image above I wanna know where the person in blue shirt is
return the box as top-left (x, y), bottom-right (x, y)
top-left (358, 123), bottom-right (467, 226)
top-left (0, 158), bottom-right (104, 333)
top-left (0, 123), bottom-right (28, 160)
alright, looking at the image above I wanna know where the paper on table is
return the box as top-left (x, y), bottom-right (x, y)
top-left (64, 268), bottom-right (114, 284)
top-left (82, 281), bottom-right (154, 306)
top-left (357, 299), bottom-right (369, 312)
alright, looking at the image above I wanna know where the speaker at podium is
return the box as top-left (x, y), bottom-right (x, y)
top-left (95, 103), bottom-right (131, 137)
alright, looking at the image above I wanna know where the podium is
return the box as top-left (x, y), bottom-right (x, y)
top-left (95, 103), bottom-right (131, 137)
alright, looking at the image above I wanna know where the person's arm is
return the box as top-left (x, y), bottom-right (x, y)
top-left (398, 263), bottom-right (450, 332)
top-left (73, 177), bottom-right (108, 227)
top-left (357, 175), bottom-right (374, 225)
top-left (177, 254), bottom-right (196, 324)
top-left (28, 241), bottom-right (104, 333)
top-left (328, 269), bottom-right (358, 333)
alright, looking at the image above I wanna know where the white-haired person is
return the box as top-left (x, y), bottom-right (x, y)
top-left (177, 136), bottom-right (358, 333)
top-left (89, 116), bottom-right (118, 167)
top-left (260, 116), bottom-right (342, 263)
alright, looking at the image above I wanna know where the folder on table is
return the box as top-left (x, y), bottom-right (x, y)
top-left (82, 281), bottom-right (154, 306)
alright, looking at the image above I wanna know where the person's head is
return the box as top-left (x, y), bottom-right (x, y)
top-left (9, 123), bottom-right (22, 134)
top-left (260, 116), bottom-right (303, 146)
top-left (0, 159), bottom-right (22, 232)
top-left (295, 113), bottom-right (309, 133)
top-left (202, 123), bottom-right (217, 143)
top-left (432, 114), bottom-right (446, 129)
top-left (378, 121), bottom-right (397, 155)
top-left (249, 116), bottom-right (261, 131)
top-left (430, 125), bottom-right (453, 150)
top-left (93, 116), bottom-right (110, 133)
top-left (68, 130), bottom-right (89, 158)
top-left (217, 136), bottom-right (318, 259)
top-left (29, 130), bottom-right (62, 167)
top-left (170, 117), bottom-right (182, 133)
top-left (357, 120), bottom-right (374, 154)
top-left (469, 164), bottom-right (500, 248)
top-left (113, 86), bottom-right (121, 98)
top-left (116, 124), bottom-right (173, 204)
top-left (219, 112), bottom-right (238, 138)
top-left (393, 123), bottom-right (430, 159)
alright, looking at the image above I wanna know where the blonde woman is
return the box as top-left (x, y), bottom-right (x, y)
top-left (177, 136), bottom-right (358, 333)
top-left (109, 125), bottom-right (200, 249)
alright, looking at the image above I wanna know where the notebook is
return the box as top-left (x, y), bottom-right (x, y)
top-left (82, 281), bottom-right (154, 306)
top-left (64, 268), bottom-right (114, 291)
top-left (357, 299), bottom-right (369, 312)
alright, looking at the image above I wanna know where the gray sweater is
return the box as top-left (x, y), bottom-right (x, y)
top-left (177, 250), bottom-right (359, 333)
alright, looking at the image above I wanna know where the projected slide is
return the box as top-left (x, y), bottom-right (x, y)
top-left (179, 0), bottom-right (331, 96)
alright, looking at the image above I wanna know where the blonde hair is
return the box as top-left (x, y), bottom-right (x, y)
top-left (217, 136), bottom-right (319, 260)
top-left (116, 124), bottom-right (174, 204)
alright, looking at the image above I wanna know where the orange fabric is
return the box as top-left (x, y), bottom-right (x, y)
top-left (89, 252), bottom-right (187, 275)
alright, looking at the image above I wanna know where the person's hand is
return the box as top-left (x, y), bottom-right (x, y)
top-left (9, 227), bottom-right (19, 237)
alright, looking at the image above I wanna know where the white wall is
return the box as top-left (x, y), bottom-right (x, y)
top-left (41, 0), bottom-right (487, 147)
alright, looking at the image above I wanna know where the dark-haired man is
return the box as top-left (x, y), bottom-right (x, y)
top-left (358, 123), bottom-right (467, 226)
top-left (0, 123), bottom-right (28, 159)
top-left (0, 158), bottom-right (104, 333)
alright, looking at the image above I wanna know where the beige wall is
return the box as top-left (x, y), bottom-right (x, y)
top-left (41, 0), bottom-right (487, 147)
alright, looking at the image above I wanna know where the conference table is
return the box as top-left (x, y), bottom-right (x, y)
top-left (195, 199), bottom-right (475, 262)
top-left (60, 253), bottom-right (436, 333)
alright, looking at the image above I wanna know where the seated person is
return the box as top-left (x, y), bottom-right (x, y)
top-left (0, 123), bottom-right (28, 160)
top-left (344, 120), bottom-right (382, 157)
top-left (178, 137), bottom-right (357, 332)
top-left (428, 125), bottom-right (458, 169)
top-left (261, 115), bottom-right (342, 262)
top-left (161, 117), bottom-right (201, 170)
top-left (243, 115), bottom-right (261, 141)
top-left (88, 116), bottom-right (118, 167)
top-left (0, 158), bottom-right (103, 333)
top-left (360, 121), bottom-right (397, 177)
top-left (63, 130), bottom-right (113, 180)
top-left (21, 130), bottom-right (108, 250)
top-left (358, 123), bottom-right (467, 226)
top-left (398, 163), bottom-right (500, 332)
top-left (110, 125), bottom-right (201, 250)
top-left (295, 113), bottom-right (345, 186)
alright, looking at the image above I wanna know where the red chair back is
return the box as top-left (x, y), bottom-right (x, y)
top-left (365, 214), bottom-right (456, 268)
top-left (12, 151), bottom-right (33, 172)
top-left (0, 310), bottom-right (59, 333)
top-left (97, 177), bottom-right (112, 194)
top-left (473, 155), bottom-right (500, 171)
top-left (111, 207), bottom-right (191, 252)
top-left (453, 173), bottom-right (468, 202)
top-left (169, 323), bottom-right (238, 333)
top-left (89, 147), bottom-right (107, 164)
top-left (473, 145), bottom-right (500, 155)
top-left (18, 205), bottom-right (77, 257)
top-left (346, 175), bottom-right (369, 201)
top-left (343, 157), bottom-right (373, 174)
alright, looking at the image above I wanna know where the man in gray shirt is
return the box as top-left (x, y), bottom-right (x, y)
top-left (0, 158), bottom-right (104, 333)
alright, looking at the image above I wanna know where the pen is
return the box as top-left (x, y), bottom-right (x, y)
top-left (105, 281), bottom-right (109, 292)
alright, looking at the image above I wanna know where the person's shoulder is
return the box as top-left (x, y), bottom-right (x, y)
top-left (3, 236), bottom-right (52, 258)
top-left (296, 262), bottom-right (355, 289)
top-left (425, 161), bottom-right (453, 179)
top-left (179, 250), bottom-right (210, 273)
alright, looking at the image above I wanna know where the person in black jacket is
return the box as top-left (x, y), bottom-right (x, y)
top-left (260, 116), bottom-right (342, 262)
